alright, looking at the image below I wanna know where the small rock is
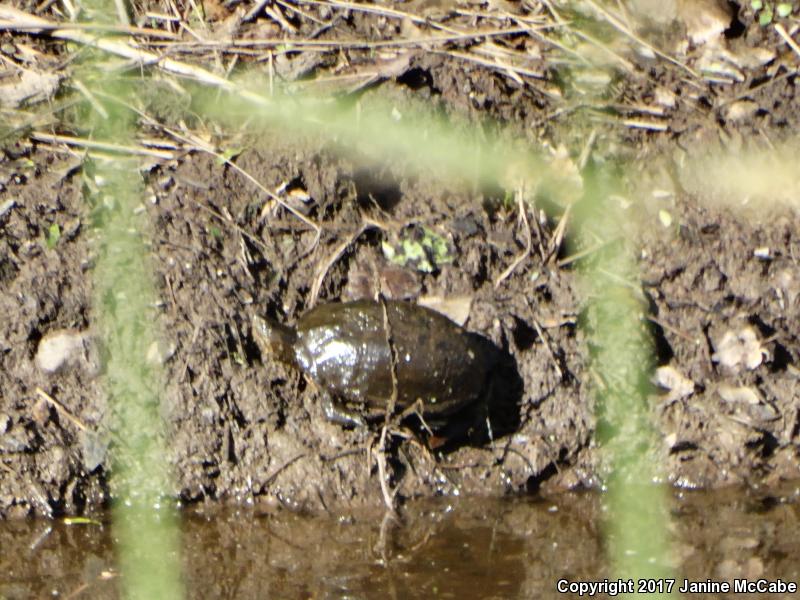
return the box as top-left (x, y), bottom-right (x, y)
top-left (717, 384), bottom-right (760, 405)
top-left (725, 100), bottom-right (759, 122)
top-left (0, 425), bottom-right (28, 452)
top-left (81, 431), bottom-right (108, 472)
top-left (35, 330), bottom-right (87, 374)
top-left (654, 87), bottom-right (677, 109)
top-left (418, 294), bottom-right (473, 326)
top-left (653, 365), bottom-right (695, 401)
top-left (146, 340), bottom-right (177, 365)
top-left (712, 327), bottom-right (766, 370)
top-left (678, 0), bottom-right (732, 45)
top-left (753, 246), bottom-right (770, 259)
top-left (729, 45), bottom-right (775, 69)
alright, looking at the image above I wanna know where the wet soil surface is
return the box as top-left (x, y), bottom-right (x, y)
top-left (3, 484), bottom-right (800, 599)
top-left (2, 0), bottom-right (800, 519)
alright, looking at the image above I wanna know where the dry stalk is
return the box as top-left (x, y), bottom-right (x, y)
top-left (374, 295), bottom-right (401, 514)
top-left (262, 452), bottom-right (308, 487)
top-left (774, 23), bottom-right (800, 61)
top-left (34, 388), bottom-right (88, 432)
top-left (0, 13), bottom-right (179, 38)
top-left (580, 0), bottom-right (698, 78)
top-left (495, 188), bottom-right (532, 288)
top-left (31, 131), bottom-right (176, 160)
top-left (309, 220), bottom-right (378, 307)
top-left (440, 49), bottom-right (543, 82)
top-left (526, 304), bottom-right (564, 380)
top-left (546, 203), bottom-right (572, 264)
top-left (147, 26), bottom-right (531, 52)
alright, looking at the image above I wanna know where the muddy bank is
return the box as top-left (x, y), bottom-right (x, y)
top-left (2, 140), bottom-right (799, 517)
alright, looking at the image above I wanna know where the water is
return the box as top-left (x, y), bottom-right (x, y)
top-left (2, 484), bottom-right (800, 599)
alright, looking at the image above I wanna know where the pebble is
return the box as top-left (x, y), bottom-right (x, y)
top-left (677, 0), bottom-right (733, 45)
top-left (35, 330), bottom-right (88, 374)
top-left (724, 100), bottom-right (759, 122)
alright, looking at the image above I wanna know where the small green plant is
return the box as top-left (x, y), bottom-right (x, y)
top-left (46, 222), bottom-right (61, 248)
top-left (382, 226), bottom-right (453, 273)
top-left (751, 0), bottom-right (793, 25)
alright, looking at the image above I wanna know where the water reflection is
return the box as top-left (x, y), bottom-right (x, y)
top-left (2, 484), bottom-right (800, 599)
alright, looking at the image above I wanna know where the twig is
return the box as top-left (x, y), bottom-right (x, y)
top-left (35, 388), bottom-right (88, 432)
top-left (556, 238), bottom-right (610, 268)
top-left (94, 89), bottom-right (322, 244)
top-left (0, 7), bottom-right (266, 104)
top-left (0, 12), bottom-right (179, 38)
top-left (145, 26), bottom-right (531, 50)
top-left (646, 315), bottom-right (698, 345)
top-left (580, 0), bottom-right (698, 78)
top-left (546, 203), bottom-right (571, 264)
top-left (440, 49), bottom-right (543, 81)
top-left (243, 0), bottom-right (271, 22)
top-left (495, 188), bottom-right (532, 288)
top-left (775, 23), bottom-right (800, 61)
top-left (309, 220), bottom-right (377, 307)
top-left (263, 453), bottom-right (308, 487)
top-left (526, 304), bottom-right (563, 380)
top-left (375, 295), bottom-right (401, 514)
top-left (622, 118), bottom-right (668, 131)
top-left (375, 426), bottom-right (396, 514)
top-left (31, 131), bottom-right (176, 159)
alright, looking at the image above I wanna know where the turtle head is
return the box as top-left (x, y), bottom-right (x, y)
top-left (252, 314), bottom-right (298, 367)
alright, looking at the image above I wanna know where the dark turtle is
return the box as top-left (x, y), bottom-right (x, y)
top-left (252, 300), bottom-right (495, 426)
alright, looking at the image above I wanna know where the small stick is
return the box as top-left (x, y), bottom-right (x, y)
top-left (31, 131), bottom-right (175, 160)
top-left (375, 295), bottom-right (401, 514)
top-left (309, 220), bottom-right (376, 307)
top-left (495, 188), bottom-right (532, 288)
top-left (775, 23), bottom-right (800, 61)
top-left (35, 388), bottom-right (88, 432)
top-left (525, 297), bottom-right (564, 380)
top-left (547, 203), bottom-right (572, 264)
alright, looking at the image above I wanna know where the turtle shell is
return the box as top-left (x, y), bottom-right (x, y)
top-left (291, 300), bottom-right (492, 418)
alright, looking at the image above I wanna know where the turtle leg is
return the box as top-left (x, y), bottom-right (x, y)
top-left (321, 394), bottom-right (367, 428)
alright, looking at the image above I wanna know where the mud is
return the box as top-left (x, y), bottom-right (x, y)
top-left (1, 0), bottom-right (800, 518)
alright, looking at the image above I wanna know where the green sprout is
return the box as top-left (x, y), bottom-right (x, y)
top-left (382, 227), bottom-right (454, 273)
top-left (752, 1), bottom-right (792, 25)
top-left (46, 222), bottom-right (61, 248)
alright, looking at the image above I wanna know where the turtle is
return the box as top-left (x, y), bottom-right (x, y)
top-left (252, 300), bottom-right (496, 427)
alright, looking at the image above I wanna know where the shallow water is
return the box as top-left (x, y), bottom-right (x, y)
top-left (2, 484), bottom-right (800, 599)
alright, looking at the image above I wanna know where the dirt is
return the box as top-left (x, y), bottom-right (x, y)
top-left (1, 0), bottom-right (800, 518)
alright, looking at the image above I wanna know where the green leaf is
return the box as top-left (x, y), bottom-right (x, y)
top-left (777, 3), bottom-right (792, 17)
top-left (215, 147), bottom-right (244, 165)
top-left (46, 223), bottom-right (61, 248)
top-left (759, 5), bottom-right (773, 25)
top-left (750, 0), bottom-right (763, 10)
